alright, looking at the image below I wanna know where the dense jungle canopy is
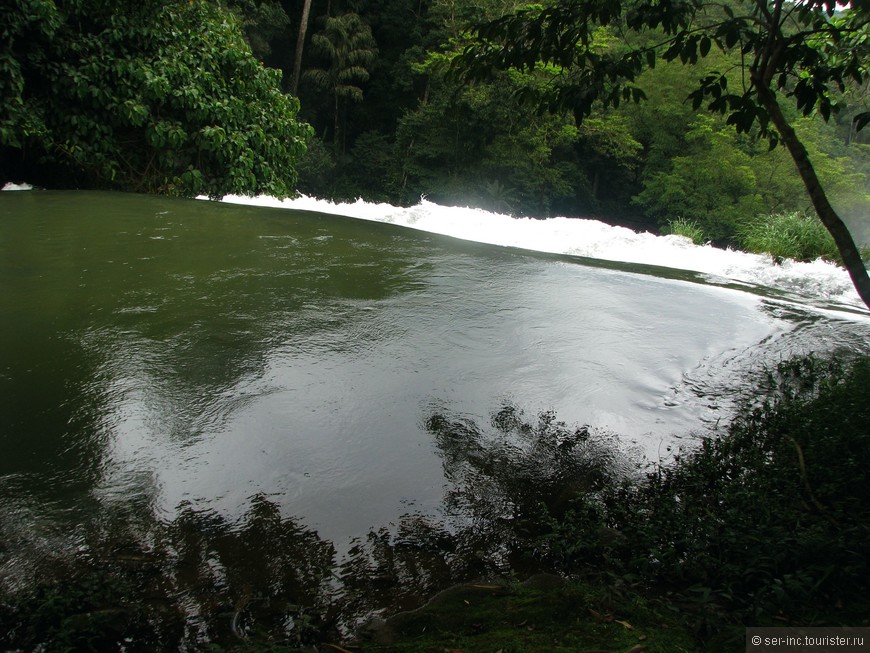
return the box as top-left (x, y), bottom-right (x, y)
top-left (2, 0), bottom-right (869, 253)
top-left (1, 0), bottom-right (312, 197)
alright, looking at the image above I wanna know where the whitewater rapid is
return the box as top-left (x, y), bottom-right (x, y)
top-left (215, 194), bottom-right (866, 311)
top-left (1, 182), bottom-right (33, 191)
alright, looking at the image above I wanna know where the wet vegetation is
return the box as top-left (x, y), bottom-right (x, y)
top-left (547, 354), bottom-right (870, 648)
top-left (2, 353), bottom-right (869, 652)
top-left (738, 211), bottom-right (844, 263)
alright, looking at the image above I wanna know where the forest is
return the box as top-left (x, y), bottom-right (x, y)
top-left (248, 0), bottom-right (870, 249)
top-left (2, 0), bottom-right (869, 253)
top-left (285, 0), bottom-right (870, 240)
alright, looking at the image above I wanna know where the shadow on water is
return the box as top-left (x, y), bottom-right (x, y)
top-left (0, 402), bottom-right (636, 651)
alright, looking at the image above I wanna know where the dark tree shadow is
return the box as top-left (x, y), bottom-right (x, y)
top-left (1, 404), bottom-right (637, 650)
top-left (334, 403), bottom-right (637, 629)
top-left (0, 494), bottom-right (337, 651)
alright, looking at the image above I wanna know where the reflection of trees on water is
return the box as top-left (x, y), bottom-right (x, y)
top-left (338, 514), bottom-right (466, 628)
top-left (1, 495), bottom-right (337, 651)
top-left (424, 404), bottom-right (631, 570)
top-left (2, 405), bottom-right (629, 650)
top-left (338, 404), bottom-right (631, 627)
top-left (431, 404), bottom-right (625, 522)
top-left (163, 496), bottom-right (337, 646)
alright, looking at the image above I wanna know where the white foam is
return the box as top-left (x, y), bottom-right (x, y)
top-left (211, 194), bottom-right (866, 310)
top-left (2, 182), bottom-right (33, 191)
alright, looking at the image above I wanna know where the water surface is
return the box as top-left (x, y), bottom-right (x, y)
top-left (1, 189), bottom-right (868, 557)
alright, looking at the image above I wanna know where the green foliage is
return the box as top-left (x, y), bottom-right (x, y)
top-left (747, 112), bottom-right (870, 217)
top-left (663, 218), bottom-right (706, 245)
top-left (0, 0), bottom-right (58, 150)
top-left (224, 0), bottom-right (292, 61)
top-left (304, 12), bottom-right (378, 151)
top-left (393, 56), bottom-right (593, 214)
top-left (295, 134), bottom-right (339, 196)
top-left (344, 130), bottom-right (403, 201)
top-left (574, 113), bottom-right (643, 211)
top-left (454, 0), bottom-right (870, 305)
top-left (1, 0), bottom-right (311, 197)
top-left (458, 0), bottom-right (870, 143)
top-left (738, 211), bottom-right (841, 263)
top-left (562, 355), bottom-right (870, 644)
top-left (286, 0), bottom-right (868, 253)
top-left (633, 116), bottom-right (765, 241)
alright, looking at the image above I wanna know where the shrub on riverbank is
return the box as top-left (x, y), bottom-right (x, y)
top-left (543, 355), bottom-right (870, 648)
top-left (662, 218), bottom-right (707, 245)
top-left (737, 212), bottom-right (841, 263)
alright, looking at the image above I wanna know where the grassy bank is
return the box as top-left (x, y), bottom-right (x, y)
top-left (664, 210), bottom-right (869, 267)
top-left (737, 211), bottom-right (842, 263)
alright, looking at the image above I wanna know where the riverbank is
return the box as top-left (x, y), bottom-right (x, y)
top-left (351, 575), bottom-right (696, 653)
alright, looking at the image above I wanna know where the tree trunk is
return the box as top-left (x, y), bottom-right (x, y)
top-left (755, 83), bottom-right (870, 309)
top-left (290, 0), bottom-right (312, 96)
top-left (333, 93), bottom-right (341, 153)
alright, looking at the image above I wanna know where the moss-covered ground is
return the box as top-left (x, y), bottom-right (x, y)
top-left (351, 577), bottom-right (696, 653)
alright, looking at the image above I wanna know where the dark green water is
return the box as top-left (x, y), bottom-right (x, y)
top-left (1, 191), bottom-right (869, 645)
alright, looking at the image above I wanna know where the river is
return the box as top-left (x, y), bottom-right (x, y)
top-left (1, 189), bottom-right (868, 644)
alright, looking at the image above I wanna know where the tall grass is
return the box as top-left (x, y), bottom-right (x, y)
top-left (738, 211), bottom-right (840, 263)
top-left (662, 218), bottom-right (707, 245)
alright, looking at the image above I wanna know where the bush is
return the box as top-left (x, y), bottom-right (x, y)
top-left (551, 355), bottom-right (870, 647)
top-left (296, 135), bottom-right (337, 197)
top-left (662, 218), bottom-right (706, 244)
top-left (632, 117), bottom-right (765, 243)
top-left (737, 212), bottom-right (840, 263)
top-left (1, 0), bottom-right (312, 197)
